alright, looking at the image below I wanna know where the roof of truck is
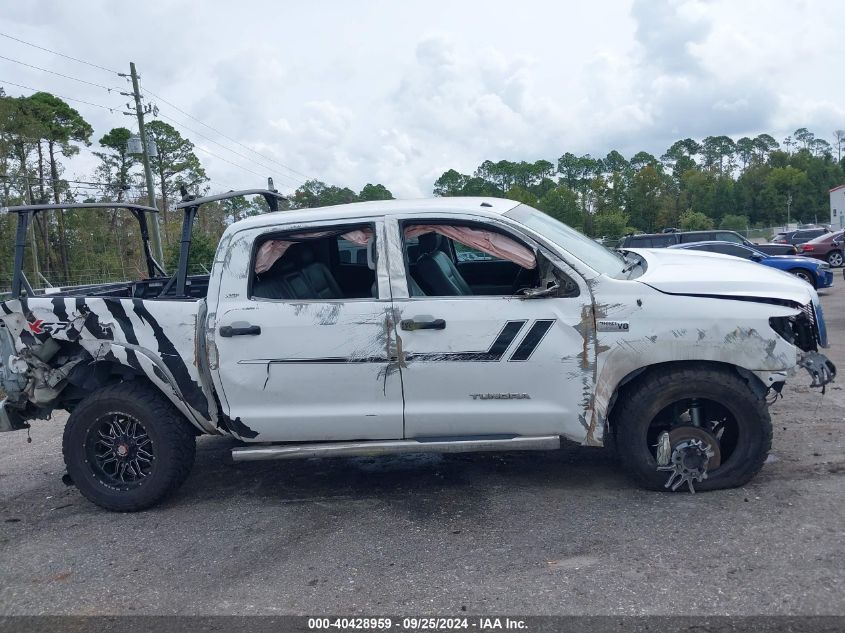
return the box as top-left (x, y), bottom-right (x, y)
top-left (231, 197), bottom-right (521, 231)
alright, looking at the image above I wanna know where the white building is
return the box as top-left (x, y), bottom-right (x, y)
top-left (831, 184), bottom-right (845, 228)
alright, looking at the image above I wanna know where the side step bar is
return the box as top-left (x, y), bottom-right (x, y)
top-left (231, 435), bottom-right (561, 462)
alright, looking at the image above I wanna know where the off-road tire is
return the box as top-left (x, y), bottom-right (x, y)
top-left (788, 268), bottom-right (816, 287)
top-left (613, 365), bottom-right (772, 492)
top-left (827, 250), bottom-right (843, 267)
top-left (62, 381), bottom-right (196, 511)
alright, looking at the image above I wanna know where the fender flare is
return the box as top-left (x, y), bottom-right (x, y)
top-left (85, 340), bottom-right (219, 435)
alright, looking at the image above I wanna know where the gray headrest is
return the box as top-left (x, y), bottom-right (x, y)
top-left (418, 232), bottom-right (442, 254)
top-left (293, 244), bottom-right (316, 265)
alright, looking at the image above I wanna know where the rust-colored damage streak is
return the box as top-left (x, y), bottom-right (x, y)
top-left (376, 306), bottom-right (405, 394)
top-left (192, 314), bottom-right (200, 367)
top-left (578, 304), bottom-right (592, 369)
top-left (580, 302), bottom-right (623, 447)
top-left (570, 303), bottom-right (600, 444)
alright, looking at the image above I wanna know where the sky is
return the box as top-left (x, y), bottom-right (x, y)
top-left (2, 0), bottom-right (844, 199)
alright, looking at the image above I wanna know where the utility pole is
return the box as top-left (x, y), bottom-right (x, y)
top-left (121, 62), bottom-right (164, 265)
top-left (787, 193), bottom-right (792, 229)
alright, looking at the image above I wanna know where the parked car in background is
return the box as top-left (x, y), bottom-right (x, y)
top-left (668, 241), bottom-right (833, 289)
top-left (618, 230), bottom-right (797, 255)
top-left (772, 227), bottom-right (830, 247)
top-left (797, 230), bottom-right (844, 267)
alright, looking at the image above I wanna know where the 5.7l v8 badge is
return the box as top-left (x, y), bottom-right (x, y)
top-left (597, 320), bottom-right (629, 332)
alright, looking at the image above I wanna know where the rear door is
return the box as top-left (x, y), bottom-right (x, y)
top-left (209, 218), bottom-right (404, 442)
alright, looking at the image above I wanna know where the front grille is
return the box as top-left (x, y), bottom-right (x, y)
top-left (801, 302), bottom-right (816, 328)
top-left (770, 303), bottom-right (818, 352)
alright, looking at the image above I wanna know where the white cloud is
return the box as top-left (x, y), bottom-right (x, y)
top-left (1, 0), bottom-right (844, 200)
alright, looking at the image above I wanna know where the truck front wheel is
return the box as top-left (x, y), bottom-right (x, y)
top-left (613, 366), bottom-right (772, 492)
top-left (62, 382), bottom-right (196, 511)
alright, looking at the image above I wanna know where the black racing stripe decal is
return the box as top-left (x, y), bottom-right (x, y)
top-left (0, 302), bottom-right (12, 315)
top-left (239, 356), bottom-right (389, 365)
top-left (50, 297), bottom-right (83, 341)
top-left (76, 298), bottom-right (113, 340)
top-left (406, 320), bottom-right (527, 362)
top-left (222, 415), bottom-right (259, 439)
top-left (237, 320), bottom-right (529, 365)
top-left (509, 319), bottom-right (555, 361)
top-left (488, 320), bottom-right (526, 358)
top-left (132, 299), bottom-right (209, 418)
top-left (51, 298), bottom-right (68, 322)
top-left (125, 349), bottom-right (144, 374)
top-left (19, 297), bottom-right (43, 345)
top-left (103, 299), bottom-right (139, 345)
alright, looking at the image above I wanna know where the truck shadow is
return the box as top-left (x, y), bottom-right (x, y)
top-left (181, 435), bottom-right (630, 511)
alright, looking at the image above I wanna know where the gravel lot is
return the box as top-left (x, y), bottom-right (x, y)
top-left (1, 285), bottom-right (844, 616)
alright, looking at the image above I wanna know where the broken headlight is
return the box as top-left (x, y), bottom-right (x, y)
top-left (769, 304), bottom-right (818, 353)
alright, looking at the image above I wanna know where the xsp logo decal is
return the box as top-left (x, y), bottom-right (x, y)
top-left (27, 319), bottom-right (44, 334)
top-left (27, 319), bottom-right (73, 335)
top-left (405, 319), bottom-right (555, 363)
top-left (597, 320), bottom-right (629, 332)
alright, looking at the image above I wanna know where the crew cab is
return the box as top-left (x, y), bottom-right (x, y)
top-left (0, 191), bottom-right (835, 511)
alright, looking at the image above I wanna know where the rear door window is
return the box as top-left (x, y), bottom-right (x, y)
top-left (713, 232), bottom-right (745, 244)
top-left (629, 235), bottom-right (675, 247)
top-left (679, 232), bottom-right (711, 243)
top-left (709, 243), bottom-right (754, 258)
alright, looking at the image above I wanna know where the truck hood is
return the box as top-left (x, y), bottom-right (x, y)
top-left (627, 248), bottom-right (816, 305)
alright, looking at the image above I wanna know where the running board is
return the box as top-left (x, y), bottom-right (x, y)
top-left (230, 435), bottom-right (561, 462)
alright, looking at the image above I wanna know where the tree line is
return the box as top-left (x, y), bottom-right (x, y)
top-left (2, 85), bottom-right (844, 288)
top-left (0, 89), bottom-right (395, 287)
top-left (432, 131), bottom-right (845, 237)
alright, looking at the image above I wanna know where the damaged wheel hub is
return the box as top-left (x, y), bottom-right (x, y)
top-left (656, 426), bottom-right (721, 494)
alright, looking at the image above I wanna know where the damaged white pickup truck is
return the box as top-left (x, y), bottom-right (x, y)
top-left (0, 190), bottom-right (836, 511)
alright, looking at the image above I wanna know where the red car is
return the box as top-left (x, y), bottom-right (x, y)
top-left (798, 229), bottom-right (845, 267)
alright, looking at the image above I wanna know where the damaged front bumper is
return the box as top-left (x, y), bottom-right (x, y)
top-left (798, 352), bottom-right (837, 388)
top-left (0, 398), bottom-right (27, 432)
top-left (802, 298), bottom-right (835, 388)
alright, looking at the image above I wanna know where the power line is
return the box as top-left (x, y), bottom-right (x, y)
top-left (190, 144), bottom-right (268, 180)
top-left (0, 31), bottom-right (120, 75)
top-left (142, 86), bottom-right (311, 181)
top-left (0, 79), bottom-right (121, 112)
top-left (0, 54), bottom-right (120, 92)
top-left (0, 174), bottom-right (124, 188)
top-left (154, 110), bottom-right (304, 189)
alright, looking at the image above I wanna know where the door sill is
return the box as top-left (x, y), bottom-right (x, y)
top-left (230, 435), bottom-right (560, 462)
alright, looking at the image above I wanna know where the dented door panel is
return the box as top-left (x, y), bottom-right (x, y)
top-left (209, 219), bottom-right (404, 442)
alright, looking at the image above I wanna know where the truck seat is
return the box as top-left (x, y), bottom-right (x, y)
top-left (253, 244), bottom-right (344, 300)
top-left (415, 233), bottom-right (472, 296)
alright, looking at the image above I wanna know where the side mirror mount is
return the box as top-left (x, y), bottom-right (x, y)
top-left (519, 283), bottom-right (560, 299)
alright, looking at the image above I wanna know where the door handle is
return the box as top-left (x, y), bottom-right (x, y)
top-left (219, 324), bottom-right (262, 337)
top-left (400, 318), bottom-right (446, 331)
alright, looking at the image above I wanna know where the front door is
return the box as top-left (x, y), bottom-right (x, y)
top-left (211, 220), bottom-right (403, 442)
top-left (388, 217), bottom-right (596, 442)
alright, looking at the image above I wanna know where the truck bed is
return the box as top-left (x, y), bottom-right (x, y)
top-left (0, 293), bottom-right (214, 433)
top-left (28, 274), bottom-right (211, 300)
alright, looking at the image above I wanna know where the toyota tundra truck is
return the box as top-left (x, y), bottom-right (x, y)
top-left (0, 188), bottom-right (835, 511)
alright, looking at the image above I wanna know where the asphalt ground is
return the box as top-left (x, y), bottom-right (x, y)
top-left (1, 282), bottom-right (844, 616)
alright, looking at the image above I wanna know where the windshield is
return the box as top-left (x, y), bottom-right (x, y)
top-left (506, 204), bottom-right (627, 276)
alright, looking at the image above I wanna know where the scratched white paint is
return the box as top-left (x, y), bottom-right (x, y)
top-left (0, 197), bottom-right (826, 451)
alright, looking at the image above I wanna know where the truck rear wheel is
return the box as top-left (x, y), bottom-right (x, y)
top-left (62, 382), bottom-right (196, 512)
top-left (613, 366), bottom-right (772, 492)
